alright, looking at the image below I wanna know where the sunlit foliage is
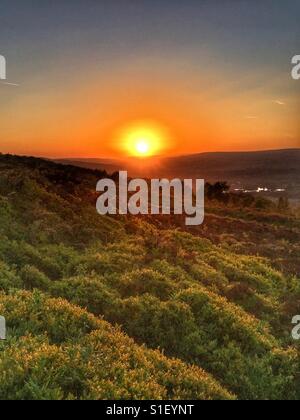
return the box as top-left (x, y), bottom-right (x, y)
top-left (0, 154), bottom-right (299, 400)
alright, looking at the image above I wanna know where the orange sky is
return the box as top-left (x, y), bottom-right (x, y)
top-left (1, 56), bottom-right (299, 159)
top-left (0, 2), bottom-right (299, 158)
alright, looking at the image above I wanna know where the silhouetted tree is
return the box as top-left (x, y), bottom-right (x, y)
top-left (205, 182), bottom-right (230, 202)
top-left (278, 197), bottom-right (290, 212)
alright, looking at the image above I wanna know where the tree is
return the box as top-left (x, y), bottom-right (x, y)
top-left (205, 182), bottom-right (230, 202)
top-left (277, 197), bottom-right (290, 212)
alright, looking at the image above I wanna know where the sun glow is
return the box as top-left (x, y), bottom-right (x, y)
top-left (135, 139), bottom-right (150, 156)
top-left (119, 122), bottom-right (169, 157)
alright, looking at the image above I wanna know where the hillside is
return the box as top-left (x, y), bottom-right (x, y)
top-left (57, 149), bottom-right (300, 200)
top-left (0, 154), bottom-right (299, 400)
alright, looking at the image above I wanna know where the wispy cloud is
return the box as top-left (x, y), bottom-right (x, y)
top-left (273, 100), bottom-right (286, 106)
top-left (0, 81), bottom-right (20, 86)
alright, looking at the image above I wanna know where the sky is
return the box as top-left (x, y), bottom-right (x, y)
top-left (0, 0), bottom-right (299, 158)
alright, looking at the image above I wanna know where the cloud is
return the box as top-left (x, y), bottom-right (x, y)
top-left (0, 81), bottom-right (20, 86)
top-left (273, 100), bottom-right (286, 106)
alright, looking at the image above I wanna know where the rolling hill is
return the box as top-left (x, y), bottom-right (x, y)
top-left (0, 153), bottom-right (299, 400)
top-left (57, 149), bottom-right (300, 200)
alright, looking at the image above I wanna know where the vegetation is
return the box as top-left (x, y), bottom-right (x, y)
top-left (0, 154), bottom-right (299, 400)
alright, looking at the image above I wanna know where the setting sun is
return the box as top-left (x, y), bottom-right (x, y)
top-left (118, 122), bottom-right (170, 158)
top-left (135, 140), bottom-right (151, 156)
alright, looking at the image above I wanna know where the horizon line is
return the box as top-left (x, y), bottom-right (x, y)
top-left (1, 147), bottom-right (299, 162)
top-left (53, 147), bottom-right (300, 161)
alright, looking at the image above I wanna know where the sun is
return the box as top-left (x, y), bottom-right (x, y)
top-left (119, 122), bottom-right (169, 158)
top-left (135, 139), bottom-right (151, 156)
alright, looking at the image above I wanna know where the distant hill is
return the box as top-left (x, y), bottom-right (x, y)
top-left (56, 149), bottom-right (300, 200)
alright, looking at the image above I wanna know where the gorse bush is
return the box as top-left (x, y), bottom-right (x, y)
top-left (0, 155), bottom-right (299, 400)
top-left (0, 291), bottom-right (233, 400)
